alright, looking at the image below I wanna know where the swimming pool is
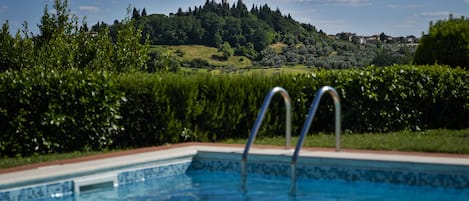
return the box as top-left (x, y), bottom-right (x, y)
top-left (1, 144), bottom-right (468, 201)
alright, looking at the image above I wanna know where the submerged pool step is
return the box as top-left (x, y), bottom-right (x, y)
top-left (73, 173), bottom-right (118, 194)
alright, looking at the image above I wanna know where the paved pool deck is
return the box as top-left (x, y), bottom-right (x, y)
top-left (1, 142), bottom-right (469, 188)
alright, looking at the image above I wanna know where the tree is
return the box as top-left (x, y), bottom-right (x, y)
top-left (234, 0), bottom-right (248, 17)
top-left (80, 20), bottom-right (89, 32)
top-left (219, 42), bottom-right (234, 60)
top-left (223, 17), bottom-right (242, 45)
top-left (379, 32), bottom-right (389, 42)
top-left (0, 21), bottom-right (13, 71)
top-left (371, 50), bottom-right (396, 66)
top-left (200, 12), bottom-right (225, 47)
top-left (252, 29), bottom-right (272, 51)
top-left (414, 15), bottom-right (469, 69)
top-left (141, 8), bottom-right (147, 17)
top-left (37, 5), bottom-right (54, 46)
top-left (132, 7), bottom-right (140, 20)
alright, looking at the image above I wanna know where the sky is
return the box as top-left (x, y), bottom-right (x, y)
top-left (1, 0), bottom-right (468, 37)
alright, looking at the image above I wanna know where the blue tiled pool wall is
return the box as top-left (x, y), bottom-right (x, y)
top-left (1, 152), bottom-right (469, 201)
top-left (0, 161), bottom-right (192, 201)
top-left (118, 161), bottom-right (191, 185)
top-left (0, 181), bottom-right (73, 201)
top-left (190, 153), bottom-right (469, 189)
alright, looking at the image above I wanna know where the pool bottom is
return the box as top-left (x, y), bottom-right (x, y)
top-left (77, 169), bottom-right (468, 201)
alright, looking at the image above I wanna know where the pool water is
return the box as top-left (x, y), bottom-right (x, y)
top-left (74, 170), bottom-right (468, 201)
top-left (2, 151), bottom-right (468, 201)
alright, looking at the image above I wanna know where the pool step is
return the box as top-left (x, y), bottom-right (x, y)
top-left (73, 173), bottom-right (118, 195)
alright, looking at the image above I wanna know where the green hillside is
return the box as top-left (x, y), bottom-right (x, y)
top-left (169, 45), bottom-right (252, 68)
top-left (116, 0), bottom-right (414, 70)
top-left (150, 44), bottom-right (316, 74)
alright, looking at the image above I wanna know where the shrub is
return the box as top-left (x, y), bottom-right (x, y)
top-left (0, 68), bottom-right (124, 157)
top-left (1, 65), bottom-right (467, 156)
top-left (414, 16), bottom-right (469, 69)
top-left (114, 65), bottom-right (469, 149)
top-left (189, 58), bottom-right (211, 68)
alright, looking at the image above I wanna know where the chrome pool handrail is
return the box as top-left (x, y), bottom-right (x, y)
top-left (290, 86), bottom-right (341, 193)
top-left (241, 87), bottom-right (292, 181)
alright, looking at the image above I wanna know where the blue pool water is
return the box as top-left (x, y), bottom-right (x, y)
top-left (75, 170), bottom-right (468, 201)
top-left (1, 152), bottom-right (468, 201)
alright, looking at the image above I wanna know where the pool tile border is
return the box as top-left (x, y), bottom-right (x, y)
top-left (0, 181), bottom-right (73, 201)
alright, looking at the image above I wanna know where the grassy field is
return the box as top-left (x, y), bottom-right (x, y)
top-left (150, 45), bottom-right (252, 68)
top-left (0, 151), bottom-right (116, 170)
top-left (1, 129), bottom-right (468, 169)
top-left (150, 44), bottom-right (316, 74)
top-left (270, 42), bottom-right (287, 53)
top-left (235, 65), bottom-right (313, 75)
top-left (224, 129), bottom-right (469, 154)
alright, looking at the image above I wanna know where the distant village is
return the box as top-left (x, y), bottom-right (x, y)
top-left (331, 32), bottom-right (419, 47)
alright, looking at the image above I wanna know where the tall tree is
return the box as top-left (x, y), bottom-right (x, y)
top-left (0, 21), bottom-right (13, 71)
top-left (201, 12), bottom-right (225, 47)
top-left (37, 5), bottom-right (54, 46)
top-left (132, 7), bottom-right (140, 20)
top-left (234, 0), bottom-right (248, 17)
top-left (53, 0), bottom-right (71, 33)
top-left (414, 15), bottom-right (469, 68)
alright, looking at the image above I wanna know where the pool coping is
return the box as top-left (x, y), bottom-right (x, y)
top-left (1, 142), bottom-right (469, 188)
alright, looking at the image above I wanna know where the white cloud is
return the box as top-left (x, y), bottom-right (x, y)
top-left (419, 11), bottom-right (451, 17)
top-left (79, 6), bottom-right (100, 13)
top-left (333, 0), bottom-right (370, 6)
top-left (465, 0), bottom-right (469, 4)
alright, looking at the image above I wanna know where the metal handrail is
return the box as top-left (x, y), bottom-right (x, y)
top-left (290, 86), bottom-right (341, 193)
top-left (241, 87), bottom-right (292, 182)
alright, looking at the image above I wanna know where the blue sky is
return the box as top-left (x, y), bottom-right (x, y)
top-left (1, 0), bottom-right (468, 37)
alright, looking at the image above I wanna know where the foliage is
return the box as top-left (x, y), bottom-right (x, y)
top-left (0, 21), bottom-right (35, 71)
top-left (122, 0), bottom-right (412, 69)
top-left (0, 0), bottom-right (465, 158)
top-left (218, 42), bottom-right (234, 60)
top-left (1, 65), bottom-right (467, 156)
top-left (414, 15), bottom-right (469, 69)
top-left (131, 0), bottom-right (277, 55)
top-left (0, 0), bottom-right (149, 73)
top-left (113, 15), bottom-right (150, 72)
top-left (165, 45), bottom-right (252, 69)
top-left (114, 65), bottom-right (468, 149)
top-left (371, 46), bottom-right (413, 67)
top-left (147, 50), bottom-right (181, 72)
top-left (0, 68), bottom-right (124, 157)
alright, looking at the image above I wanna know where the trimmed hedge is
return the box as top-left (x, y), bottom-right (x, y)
top-left (115, 65), bottom-right (469, 149)
top-left (0, 68), bottom-right (124, 157)
top-left (1, 65), bottom-right (468, 156)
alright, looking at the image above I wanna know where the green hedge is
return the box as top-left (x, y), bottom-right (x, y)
top-left (114, 65), bottom-right (468, 148)
top-left (114, 73), bottom-right (288, 148)
top-left (1, 65), bottom-right (468, 156)
top-left (0, 68), bottom-right (124, 157)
